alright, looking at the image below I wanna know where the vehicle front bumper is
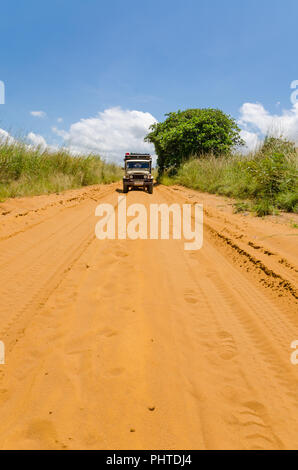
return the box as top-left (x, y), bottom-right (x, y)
top-left (123, 178), bottom-right (153, 187)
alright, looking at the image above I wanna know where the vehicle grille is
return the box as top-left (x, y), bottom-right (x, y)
top-left (132, 174), bottom-right (145, 179)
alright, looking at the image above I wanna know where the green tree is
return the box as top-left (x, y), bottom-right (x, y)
top-left (145, 108), bottom-right (243, 174)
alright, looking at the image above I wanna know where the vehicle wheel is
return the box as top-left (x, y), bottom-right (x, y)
top-left (123, 184), bottom-right (128, 193)
top-left (148, 183), bottom-right (153, 194)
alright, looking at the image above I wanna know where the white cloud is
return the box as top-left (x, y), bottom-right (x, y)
top-left (57, 117), bottom-right (63, 123)
top-left (0, 128), bottom-right (15, 145)
top-left (30, 111), bottom-right (47, 118)
top-left (238, 102), bottom-right (298, 153)
top-left (52, 107), bottom-right (157, 162)
top-left (240, 130), bottom-right (261, 153)
top-left (27, 132), bottom-right (47, 150)
top-left (51, 126), bottom-right (69, 139)
top-left (0, 128), bottom-right (54, 152)
top-left (27, 132), bottom-right (60, 153)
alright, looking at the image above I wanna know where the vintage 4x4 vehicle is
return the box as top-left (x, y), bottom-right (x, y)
top-left (123, 153), bottom-right (154, 194)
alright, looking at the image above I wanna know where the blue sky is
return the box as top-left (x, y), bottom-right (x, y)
top-left (1, 0), bottom-right (298, 160)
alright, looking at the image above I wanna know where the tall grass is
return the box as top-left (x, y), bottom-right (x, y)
top-left (160, 137), bottom-right (298, 216)
top-left (0, 139), bottom-right (123, 200)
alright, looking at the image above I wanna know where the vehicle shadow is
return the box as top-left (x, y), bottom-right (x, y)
top-left (115, 182), bottom-right (159, 194)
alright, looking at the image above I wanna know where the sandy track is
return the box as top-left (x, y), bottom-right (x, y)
top-left (0, 183), bottom-right (297, 450)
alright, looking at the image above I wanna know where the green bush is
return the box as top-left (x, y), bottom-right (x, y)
top-left (260, 136), bottom-right (296, 156)
top-left (145, 108), bottom-right (243, 174)
top-left (243, 153), bottom-right (294, 199)
top-left (161, 137), bottom-right (298, 216)
top-left (252, 199), bottom-right (275, 217)
top-left (276, 191), bottom-right (298, 212)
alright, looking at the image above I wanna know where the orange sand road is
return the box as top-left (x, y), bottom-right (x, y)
top-left (0, 183), bottom-right (297, 450)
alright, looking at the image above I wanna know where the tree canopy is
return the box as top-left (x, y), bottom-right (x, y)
top-left (145, 108), bottom-right (244, 173)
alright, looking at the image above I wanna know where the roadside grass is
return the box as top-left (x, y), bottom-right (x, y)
top-left (159, 137), bottom-right (298, 216)
top-left (0, 139), bottom-right (123, 200)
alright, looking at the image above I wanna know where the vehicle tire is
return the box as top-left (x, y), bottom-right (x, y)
top-left (148, 183), bottom-right (153, 194)
top-left (123, 183), bottom-right (128, 193)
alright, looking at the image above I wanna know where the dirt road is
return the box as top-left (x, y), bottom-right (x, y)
top-left (0, 183), bottom-right (297, 450)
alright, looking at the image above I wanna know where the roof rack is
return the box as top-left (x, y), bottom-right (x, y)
top-left (124, 153), bottom-right (152, 160)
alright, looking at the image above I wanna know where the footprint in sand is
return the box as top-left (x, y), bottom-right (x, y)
top-left (25, 419), bottom-right (67, 449)
top-left (217, 331), bottom-right (237, 360)
top-left (115, 251), bottom-right (129, 258)
top-left (108, 367), bottom-right (125, 377)
top-left (184, 290), bottom-right (199, 304)
top-left (235, 401), bottom-right (283, 450)
top-left (98, 327), bottom-right (118, 338)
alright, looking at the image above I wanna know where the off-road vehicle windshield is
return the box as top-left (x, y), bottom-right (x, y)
top-left (127, 162), bottom-right (150, 169)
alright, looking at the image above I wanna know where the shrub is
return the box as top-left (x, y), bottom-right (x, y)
top-left (161, 137), bottom-right (298, 216)
top-left (145, 108), bottom-right (243, 174)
